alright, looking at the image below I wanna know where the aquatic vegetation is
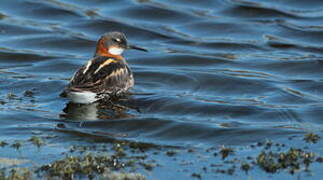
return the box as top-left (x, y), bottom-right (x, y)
top-left (316, 157), bottom-right (323, 163)
top-left (304, 133), bottom-right (320, 144)
top-left (240, 162), bottom-right (251, 174)
top-left (0, 154), bottom-right (146, 180)
top-left (256, 148), bottom-right (315, 174)
top-left (191, 172), bottom-right (202, 179)
top-left (0, 140), bottom-right (148, 180)
top-left (0, 168), bottom-right (32, 180)
top-left (29, 136), bottom-right (44, 148)
top-left (113, 143), bottom-right (127, 157)
top-left (38, 153), bottom-right (146, 180)
top-left (23, 90), bottom-right (34, 97)
top-left (6, 93), bottom-right (18, 100)
top-left (11, 141), bottom-right (23, 151)
top-left (138, 161), bottom-right (155, 171)
top-left (0, 141), bottom-right (8, 147)
top-left (165, 150), bottom-right (177, 157)
top-left (0, 100), bottom-right (6, 105)
top-left (0, 135), bottom-right (322, 179)
top-left (219, 146), bottom-right (234, 160)
top-left (128, 142), bottom-right (154, 152)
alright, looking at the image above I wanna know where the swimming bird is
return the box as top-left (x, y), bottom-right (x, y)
top-left (61, 32), bottom-right (147, 104)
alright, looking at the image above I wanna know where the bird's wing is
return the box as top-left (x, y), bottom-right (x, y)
top-left (66, 56), bottom-right (133, 94)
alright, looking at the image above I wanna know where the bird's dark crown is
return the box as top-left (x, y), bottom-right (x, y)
top-left (101, 32), bottom-right (128, 49)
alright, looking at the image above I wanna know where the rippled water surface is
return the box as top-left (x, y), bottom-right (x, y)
top-left (1, 0), bottom-right (323, 179)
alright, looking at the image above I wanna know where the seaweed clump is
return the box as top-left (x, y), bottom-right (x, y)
top-left (0, 168), bottom-right (32, 180)
top-left (256, 148), bottom-right (315, 174)
top-left (38, 153), bottom-right (146, 180)
top-left (304, 133), bottom-right (320, 144)
top-left (219, 146), bottom-right (234, 160)
top-left (29, 136), bottom-right (43, 148)
top-left (11, 141), bottom-right (23, 151)
top-left (240, 162), bottom-right (251, 174)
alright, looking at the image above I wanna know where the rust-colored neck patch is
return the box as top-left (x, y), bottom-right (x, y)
top-left (95, 38), bottom-right (123, 60)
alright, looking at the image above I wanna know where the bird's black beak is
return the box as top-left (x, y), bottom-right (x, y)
top-left (127, 45), bottom-right (148, 52)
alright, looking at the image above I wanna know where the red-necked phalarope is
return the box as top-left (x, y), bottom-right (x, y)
top-left (61, 32), bottom-right (147, 104)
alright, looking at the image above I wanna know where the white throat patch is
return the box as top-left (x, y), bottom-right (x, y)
top-left (109, 47), bottom-right (124, 55)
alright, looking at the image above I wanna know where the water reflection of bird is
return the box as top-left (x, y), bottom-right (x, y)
top-left (61, 102), bottom-right (135, 121)
top-left (60, 32), bottom-right (147, 104)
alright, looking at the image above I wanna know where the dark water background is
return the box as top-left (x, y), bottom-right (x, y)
top-left (1, 0), bottom-right (323, 179)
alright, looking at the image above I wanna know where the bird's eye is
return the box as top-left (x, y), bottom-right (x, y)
top-left (113, 38), bottom-right (121, 43)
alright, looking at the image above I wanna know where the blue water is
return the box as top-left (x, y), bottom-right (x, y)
top-left (1, 0), bottom-right (323, 179)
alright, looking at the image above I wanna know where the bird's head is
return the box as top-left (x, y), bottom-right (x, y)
top-left (95, 32), bottom-right (147, 59)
